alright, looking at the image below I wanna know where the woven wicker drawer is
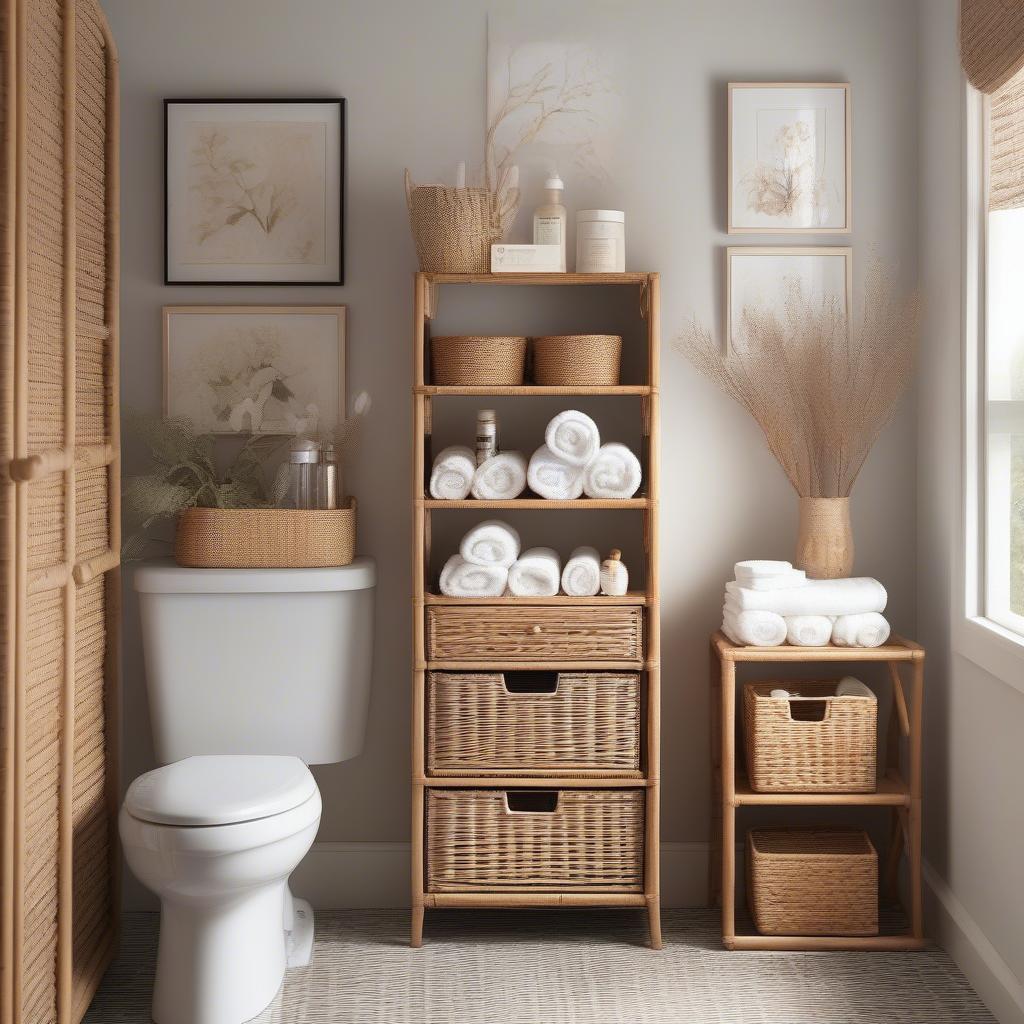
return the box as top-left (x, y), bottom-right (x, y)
top-left (743, 682), bottom-right (877, 793)
top-left (426, 788), bottom-right (644, 892)
top-left (427, 672), bottom-right (641, 776)
top-left (426, 605), bottom-right (643, 664)
top-left (746, 827), bottom-right (878, 936)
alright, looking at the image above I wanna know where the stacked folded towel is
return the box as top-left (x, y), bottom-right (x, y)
top-left (721, 560), bottom-right (891, 648)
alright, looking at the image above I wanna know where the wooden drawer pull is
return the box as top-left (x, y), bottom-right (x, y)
top-left (531, 624), bottom-right (542, 634)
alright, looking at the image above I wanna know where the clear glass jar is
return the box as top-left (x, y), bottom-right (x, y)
top-left (288, 439), bottom-right (320, 509)
top-left (318, 441), bottom-right (339, 510)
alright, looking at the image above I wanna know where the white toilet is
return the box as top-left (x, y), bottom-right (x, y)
top-left (120, 559), bottom-right (376, 1024)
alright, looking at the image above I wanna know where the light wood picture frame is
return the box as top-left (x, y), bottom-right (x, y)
top-left (728, 82), bottom-right (852, 234)
top-left (163, 306), bottom-right (346, 435)
top-left (725, 246), bottom-right (853, 352)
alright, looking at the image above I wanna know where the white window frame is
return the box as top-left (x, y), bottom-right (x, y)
top-left (957, 81), bottom-right (1024, 694)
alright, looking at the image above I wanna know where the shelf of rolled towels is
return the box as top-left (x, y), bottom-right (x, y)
top-left (429, 409), bottom-right (642, 501)
top-left (722, 560), bottom-right (892, 649)
top-left (439, 520), bottom-right (628, 598)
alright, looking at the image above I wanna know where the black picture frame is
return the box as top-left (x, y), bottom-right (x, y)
top-left (164, 98), bottom-right (345, 285)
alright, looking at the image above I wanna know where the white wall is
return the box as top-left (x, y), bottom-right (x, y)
top-left (101, 0), bottom-right (921, 908)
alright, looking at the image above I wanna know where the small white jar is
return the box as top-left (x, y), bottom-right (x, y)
top-left (576, 209), bottom-right (625, 273)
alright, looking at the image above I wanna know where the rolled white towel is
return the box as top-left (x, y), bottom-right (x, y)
top-left (583, 442), bottom-right (642, 499)
top-left (545, 409), bottom-right (601, 467)
top-left (836, 676), bottom-right (876, 699)
top-left (832, 613), bottom-right (891, 648)
top-left (439, 555), bottom-right (508, 597)
top-left (429, 445), bottom-right (475, 500)
top-left (784, 614), bottom-right (834, 647)
top-left (472, 451), bottom-right (527, 500)
top-left (528, 445), bottom-right (584, 500)
top-left (560, 545), bottom-right (601, 597)
top-left (724, 577), bottom-right (887, 617)
top-left (459, 519), bottom-right (521, 568)
top-left (722, 607), bottom-right (787, 647)
top-left (508, 547), bottom-right (561, 597)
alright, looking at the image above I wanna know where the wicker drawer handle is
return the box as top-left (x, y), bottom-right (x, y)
top-left (531, 624), bottom-right (542, 634)
top-left (505, 791), bottom-right (560, 814)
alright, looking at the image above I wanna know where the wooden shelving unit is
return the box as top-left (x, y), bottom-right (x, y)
top-left (411, 271), bottom-right (661, 948)
top-left (709, 632), bottom-right (926, 951)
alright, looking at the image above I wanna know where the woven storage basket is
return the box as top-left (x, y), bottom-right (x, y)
top-left (175, 501), bottom-right (356, 569)
top-left (426, 789), bottom-right (644, 892)
top-left (430, 335), bottom-right (527, 386)
top-left (426, 605), bottom-right (643, 664)
top-left (427, 672), bottom-right (641, 776)
top-left (746, 827), bottom-right (878, 936)
top-left (532, 334), bottom-right (622, 386)
top-left (743, 682), bottom-right (877, 793)
top-left (405, 170), bottom-right (518, 273)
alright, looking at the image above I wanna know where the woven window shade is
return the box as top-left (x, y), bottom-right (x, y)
top-left (961, 0), bottom-right (1024, 94)
top-left (990, 70), bottom-right (1024, 211)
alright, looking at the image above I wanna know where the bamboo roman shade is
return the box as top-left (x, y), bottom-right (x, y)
top-left (960, 0), bottom-right (1024, 94)
top-left (990, 70), bottom-right (1024, 212)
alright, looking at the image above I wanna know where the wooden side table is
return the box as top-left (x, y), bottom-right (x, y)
top-left (709, 631), bottom-right (926, 950)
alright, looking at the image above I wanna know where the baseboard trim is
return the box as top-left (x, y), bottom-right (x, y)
top-left (924, 859), bottom-right (1024, 1024)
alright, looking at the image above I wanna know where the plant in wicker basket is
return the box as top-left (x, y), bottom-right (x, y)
top-left (676, 263), bottom-right (919, 577)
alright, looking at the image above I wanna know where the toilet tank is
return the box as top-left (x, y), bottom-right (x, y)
top-left (133, 559), bottom-right (376, 766)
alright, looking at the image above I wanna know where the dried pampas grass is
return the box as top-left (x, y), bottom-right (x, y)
top-left (677, 262), bottom-right (919, 498)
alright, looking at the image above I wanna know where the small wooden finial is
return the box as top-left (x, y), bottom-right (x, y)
top-left (609, 549), bottom-right (622, 561)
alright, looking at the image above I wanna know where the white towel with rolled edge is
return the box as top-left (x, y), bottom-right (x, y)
top-left (472, 451), bottom-right (527, 500)
top-left (508, 547), bottom-right (561, 597)
top-left (832, 613), bottom-right (891, 648)
top-left (545, 409), bottom-right (601, 467)
top-left (429, 445), bottom-right (475, 500)
top-left (439, 555), bottom-right (507, 598)
top-left (583, 442), bottom-right (643, 499)
top-left (459, 519), bottom-right (521, 568)
top-left (724, 577), bottom-right (887, 617)
top-left (560, 545), bottom-right (601, 597)
top-left (528, 445), bottom-right (584, 500)
top-left (722, 607), bottom-right (787, 647)
top-left (784, 614), bottom-right (833, 647)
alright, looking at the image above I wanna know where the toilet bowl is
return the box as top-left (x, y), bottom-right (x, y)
top-left (120, 755), bottom-right (322, 1024)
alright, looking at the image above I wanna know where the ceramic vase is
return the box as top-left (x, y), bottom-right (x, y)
top-left (795, 496), bottom-right (854, 579)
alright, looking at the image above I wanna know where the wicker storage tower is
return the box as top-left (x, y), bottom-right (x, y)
top-left (411, 271), bottom-right (661, 948)
top-left (1, 2), bottom-right (121, 1022)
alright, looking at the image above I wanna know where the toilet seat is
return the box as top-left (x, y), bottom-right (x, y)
top-left (125, 754), bottom-right (316, 827)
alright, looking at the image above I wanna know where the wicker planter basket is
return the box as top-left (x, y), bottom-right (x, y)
top-left (175, 501), bottom-right (356, 569)
top-left (430, 335), bottom-right (527, 386)
top-left (531, 334), bottom-right (622, 386)
top-left (743, 682), bottom-right (877, 793)
top-left (746, 827), bottom-right (878, 936)
top-left (426, 789), bottom-right (644, 892)
top-left (427, 672), bottom-right (641, 776)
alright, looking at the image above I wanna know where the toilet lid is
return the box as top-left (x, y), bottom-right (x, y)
top-left (125, 755), bottom-right (317, 827)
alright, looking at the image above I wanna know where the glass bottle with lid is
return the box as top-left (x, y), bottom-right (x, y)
top-left (288, 438), bottom-right (320, 509)
top-left (318, 441), bottom-right (339, 510)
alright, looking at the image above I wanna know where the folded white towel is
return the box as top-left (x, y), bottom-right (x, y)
top-left (472, 451), bottom-right (527, 500)
top-left (459, 519), bottom-right (521, 569)
top-left (560, 545), bottom-right (601, 597)
top-left (508, 547), bottom-right (561, 597)
top-left (545, 410), bottom-right (601, 467)
top-left (439, 555), bottom-right (508, 597)
top-left (832, 613), bottom-right (891, 648)
top-left (528, 445), bottom-right (585, 500)
top-left (582, 442), bottom-right (643, 499)
top-left (429, 446), bottom-right (475, 500)
top-left (724, 577), bottom-right (887, 617)
top-left (722, 608), bottom-right (787, 647)
top-left (734, 560), bottom-right (794, 581)
top-left (784, 614), bottom-right (834, 647)
top-left (836, 676), bottom-right (876, 699)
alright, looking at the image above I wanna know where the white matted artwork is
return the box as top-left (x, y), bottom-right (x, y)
top-left (165, 100), bottom-right (344, 283)
top-left (726, 247), bottom-right (852, 351)
top-left (163, 306), bottom-right (345, 435)
top-left (728, 83), bottom-right (851, 233)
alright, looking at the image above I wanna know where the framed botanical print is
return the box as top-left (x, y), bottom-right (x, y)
top-left (728, 83), bottom-right (851, 234)
top-left (165, 99), bottom-right (344, 284)
top-left (163, 306), bottom-right (346, 435)
top-left (725, 246), bottom-right (852, 351)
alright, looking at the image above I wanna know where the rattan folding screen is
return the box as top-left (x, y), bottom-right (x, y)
top-left (1, 1), bottom-right (120, 1021)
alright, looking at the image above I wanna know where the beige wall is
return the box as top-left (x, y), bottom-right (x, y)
top-left (101, 0), bottom-right (921, 905)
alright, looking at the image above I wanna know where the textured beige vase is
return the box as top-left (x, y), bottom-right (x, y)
top-left (795, 497), bottom-right (854, 579)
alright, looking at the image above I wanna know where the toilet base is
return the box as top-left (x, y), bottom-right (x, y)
top-left (286, 897), bottom-right (315, 967)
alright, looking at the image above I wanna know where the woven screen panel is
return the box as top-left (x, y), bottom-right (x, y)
top-left (990, 69), bottom-right (1024, 212)
top-left (961, 0), bottom-right (1024, 94)
top-left (75, 467), bottom-right (108, 561)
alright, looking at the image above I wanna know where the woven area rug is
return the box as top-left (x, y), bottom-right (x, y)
top-left (84, 910), bottom-right (995, 1024)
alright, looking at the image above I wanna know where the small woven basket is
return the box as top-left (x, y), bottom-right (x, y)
top-left (531, 334), bottom-right (622, 386)
top-left (746, 826), bottom-right (878, 936)
top-left (175, 500), bottom-right (356, 569)
top-left (743, 682), bottom-right (877, 793)
top-left (430, 335), bottom-right (527, 386)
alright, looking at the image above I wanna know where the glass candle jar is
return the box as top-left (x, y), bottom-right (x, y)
top-left (576, 209), bottom-right (625, 273)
